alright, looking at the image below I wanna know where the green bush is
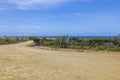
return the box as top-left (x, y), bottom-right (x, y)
top-left (28, 36), bottom-right (120, 52)
top-left (91, 47), bottom-right (100, 51)
top-left (89, 38), bottom-right (113, 43)
top-left (49, 45), bottom-right (61, 50)
top-left (98, 46), bottom-right (106, 50)
top-left (82, 46), bottom-right (91, 50)
top-left (0, 37), bottom-right (27, 45)
top-left (108, 47), bottom-right (120, 52)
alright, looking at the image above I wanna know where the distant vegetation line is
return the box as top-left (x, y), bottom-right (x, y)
top-left (0, 36), bottom-right (117, 38)
top-left (0, 35), bottom-right (120, 52)
top-left (29, 34), bottom-right (120, 52)
top-left (0, 37), bottom-right (28, 45)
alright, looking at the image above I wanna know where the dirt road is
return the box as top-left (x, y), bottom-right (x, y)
top-left (0, 41), bottom-right (120, 80)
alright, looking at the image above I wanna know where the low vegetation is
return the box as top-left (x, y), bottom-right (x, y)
top-left (30, 34), bottom-right (120, 52)
top-left (0, 37), bottom-right (28, 45)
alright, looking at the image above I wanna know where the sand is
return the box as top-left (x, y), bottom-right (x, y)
top-left (0, 41), bottom-right (120, 80)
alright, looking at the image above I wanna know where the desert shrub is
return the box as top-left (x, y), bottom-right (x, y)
top-left (103, 42), bottom-right (115, 47)
top-left (113, 35), bottom-right (120, 46)
top-left (53, 36), bottom-right (69, 48)
top-left (68, 45), bottom-right (75, 49)
top-left (0, 37), bottom-right (28, 45)
top-left (28, 35), bottom-right (120, 52)
top-left (44, 41), bottom-right (54, 46)
top-left (29, 37), bottom-right (40, 46)
top-left (88, 38), bottom-right (113, 46)
top-left (80, 39), bottom-right (89, 46)
top-left (16, 37), bottom-right (19, 41)
top-left (5, 37), bottom-right (10, 42)
top-left (108, 47), bottom-right (120, 52)
top-left (29, 37), bottom-right (38, 40)
top-left (89, 38), bottom-right (113, 43)
top-left (69, 38), bottom-right (80, 43)
top-left (98, 46), bottom-right (106, 50)
top-left (49, 45), bottom-right (61, 50)
top-left (68, 45), bottom-right (81, 49)
top-left (82, 46), bottom-right (91, 50)
top-left (91, 47), bottom-right (100, 51)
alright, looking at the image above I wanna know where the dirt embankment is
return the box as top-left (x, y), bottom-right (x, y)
top-left (0, 41), bottom-right (120, 80)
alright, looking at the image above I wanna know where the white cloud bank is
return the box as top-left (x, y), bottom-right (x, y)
top-left (0, 0), bottom-right (89, 10)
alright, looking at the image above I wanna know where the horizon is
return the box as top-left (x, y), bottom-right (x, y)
top-left (0, 0), bottom-right (120, 36)
top-left (0, 35), bottom-right (118, 39)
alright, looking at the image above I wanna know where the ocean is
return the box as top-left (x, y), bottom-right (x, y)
top-left (37, 36), bottom-right (117, 38)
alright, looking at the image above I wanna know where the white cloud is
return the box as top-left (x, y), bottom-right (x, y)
top-left (62, 13), bottom-right (84, 17)
top-left (11, 0), bottom-right (65, 9)
top-left (0, 0), bottom-right (89, 10)
top-left (74, 13), bottom-right (82, 16)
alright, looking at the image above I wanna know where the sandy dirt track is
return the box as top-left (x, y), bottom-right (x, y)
top-left (0, 41), bottom-right (120, 80)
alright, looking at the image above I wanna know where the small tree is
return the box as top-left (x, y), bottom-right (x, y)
top-left (29, 37), bottom-right (40, 46)
top-left (4, 35), bottom-right (10, 42)
top-left (16, 37), bottom-right (19, 41)
top-left (60, 35), bottom-right (69, 48)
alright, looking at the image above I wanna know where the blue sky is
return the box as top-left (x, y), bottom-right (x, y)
top-left (0, 0), bottom-right (120, 36)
